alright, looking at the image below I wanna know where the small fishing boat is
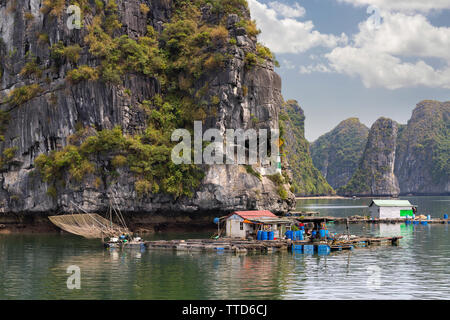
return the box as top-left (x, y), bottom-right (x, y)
top-left (48, 198), bottom-right (144, 249)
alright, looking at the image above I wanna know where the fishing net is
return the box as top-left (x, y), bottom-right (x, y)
top-left (48, 214), bottom-right (129, 239)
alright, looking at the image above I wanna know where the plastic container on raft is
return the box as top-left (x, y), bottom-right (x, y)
top-left (257, 231), bottom-right (262, 241)
top-left (303, 245), bottom-right (314, 254)
top-left (318, 245), bottom-right (331, 255)
top-left (285, 230), bottom-right (292, 240)
top-left (261, 231), bottom-right (268, 241)
top-left (268, 231), bottom-right (275, 241)
top-left (319, 229), bottom-right (326, 238)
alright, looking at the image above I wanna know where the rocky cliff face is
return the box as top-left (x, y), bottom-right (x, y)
top-left (338, 118), bottom-right (400, 197)
top-left (310, 118), bottom-right (369, 189)
top-left (395, 101), bottom-right (449, 195)
top-left (0, 0), bottom-right (295, 218)
top-left (338, 101), bottom-right (449, 197)
top-left (280, 100), bottom-right (334, 196)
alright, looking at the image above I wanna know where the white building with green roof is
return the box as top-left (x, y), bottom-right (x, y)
top-left (369, 200), bottom-right (416, 219)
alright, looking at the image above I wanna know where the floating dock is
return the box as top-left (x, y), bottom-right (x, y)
top-left (292, 216), bottom-right (450, 224)
top-left (144, 236), bottom-right (403, 255)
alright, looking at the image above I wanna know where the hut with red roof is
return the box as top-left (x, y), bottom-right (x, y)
top-left (224, 210), bottom-right (291, 239)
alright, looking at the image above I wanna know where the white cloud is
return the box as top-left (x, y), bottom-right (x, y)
top-left (248, 0), bottom-right (348, 54)
top-left (327, 48), bottom-right (450, 89)
top-left (299, 64), bottom-right (332, 74)
top-left (268, 1), bottom-right (306, 18)
top-left (325, 11), bottom-right (450, 89)
top-left (336, 0), bottom-right (450, 13)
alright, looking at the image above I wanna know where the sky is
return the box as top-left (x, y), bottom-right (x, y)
top-left (248, 0), bottom-right (450, 141)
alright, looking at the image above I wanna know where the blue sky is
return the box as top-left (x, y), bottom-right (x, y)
top-left (248, 0), bottom-right (450, 141)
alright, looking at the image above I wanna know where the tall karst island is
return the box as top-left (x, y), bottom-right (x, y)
top-left (0, 0), bottom-right (300, 223)
top-left (337, 101), bottom-right (449, 197)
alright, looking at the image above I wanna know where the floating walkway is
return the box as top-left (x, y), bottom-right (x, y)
top-left (292, 216), bottom-right (450, 224)
top-left (144, 236), bottom-right (403, 255)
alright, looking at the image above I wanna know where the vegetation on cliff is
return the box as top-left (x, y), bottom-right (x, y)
top-left (280, 100), bottom-right (334, 196)
top-left (310, 118), bottom-right (369, 189)
top-left (29, 0), bottom-right (280, 199)
top-left (338, 118), bottom-right (399, 196)
top-left (395, 100), bottom-right (449, 192)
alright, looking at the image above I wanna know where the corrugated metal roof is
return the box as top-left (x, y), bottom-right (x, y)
top-left (232, 210), bottom-right (277, 220)
top-left (370, 200), bottom-right (413, 207)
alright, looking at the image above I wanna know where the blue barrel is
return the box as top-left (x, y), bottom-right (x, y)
top-left (303, 245), bottom-right (314, 254)
top-left (421, 221), bottom-right (428, 226)
top-left (319, 229), bottom-right (326, 238)
top-left (261, 231), bottom-right (268, 241)
top-left (413, 220), bottom-right (419, 225)
top-left (444, 214), bottom-right (448, 219)
top-left (318, 245), bottom-right (330, 255)
top-left (268, 231), bottom-right (274, 241)
top-left (257, 231), bottom-right (262, 241)
top-left (405, 219), bottom-right (411, 225)
top-left (312, 230), bottom-right (317, 237)
top-left (285, 230), bottom-right (292, 240)
top-left (298, 231), bottom-right (304, 241)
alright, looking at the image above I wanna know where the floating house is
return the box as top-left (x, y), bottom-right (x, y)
top-left (225, 210), bottom-right (291, 239)
top-left (369, 200), bottom-right (416, 219)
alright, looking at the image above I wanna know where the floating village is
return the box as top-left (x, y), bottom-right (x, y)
top-left (48, 199), bottom-right (450, 256)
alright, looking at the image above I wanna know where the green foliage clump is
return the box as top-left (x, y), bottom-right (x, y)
top-left (0, 147), bottom-right (18, 169)
top-left (0, 110), bottom-right (9, 142)
top-left (236, 19), bottom-right (260, 37)
top-left (41, 0), bottom-right (65, 17)
top-left (7, 84), bottom-right (42, 106)
top-left (20, 59), bottom-right (43, 79)
top-left (245, 165), bottom-right (261, 181)
top-left (50, 42), bottom-right (82, 64)
top-left (66, 65), bottom-right (99, 83)
top-left (267, 173), bottom-right (285, 186)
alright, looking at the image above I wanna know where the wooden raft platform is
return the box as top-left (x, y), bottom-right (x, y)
top-left (145, 235), bottom-right (403, 254)
top-left (287, 211), bottom-right (320, 217)
top-left (145, 239), bottom-right (291, 254)
top-left (296, 216), bottom-right (450, 224)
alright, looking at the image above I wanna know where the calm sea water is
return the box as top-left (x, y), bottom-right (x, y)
top-left (0, 196), bottom-right (449, 300)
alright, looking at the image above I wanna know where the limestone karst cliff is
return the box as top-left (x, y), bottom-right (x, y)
top-left (0, 0), bottom-right (296, 216)
top-left (337, 100), bottom-right (449, 196)
top-left (310, 118), bottom-right (369, 190)
top-left (280, 100), bottom-right (334, 196)
top-left (338, 118), bottom-right (400, 197)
